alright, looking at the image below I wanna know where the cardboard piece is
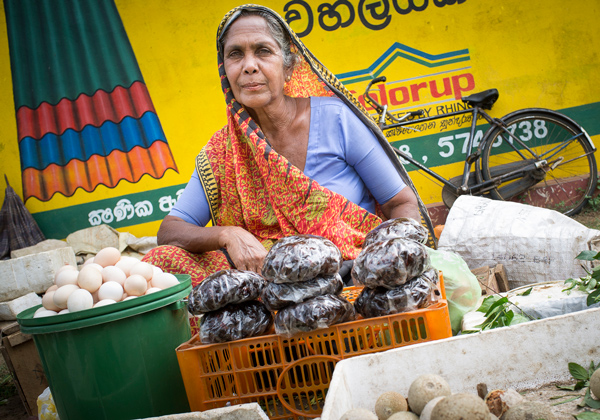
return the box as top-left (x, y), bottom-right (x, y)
top-left (1, 322), bottom-right (48, 416)
top-left (470, 266), bottom-right (500, 295)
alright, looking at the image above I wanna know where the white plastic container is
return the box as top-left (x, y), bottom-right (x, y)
top-left (321, 307), bottom-right (600, 420)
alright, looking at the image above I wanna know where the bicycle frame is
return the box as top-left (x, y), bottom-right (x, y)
top-left (364, 81), bottom-right (564, 196)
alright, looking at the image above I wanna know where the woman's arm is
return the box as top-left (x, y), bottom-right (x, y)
top-left (158, 216), bottom-right (267, 273)
top-left (380, 186), bottom-right (421, 221)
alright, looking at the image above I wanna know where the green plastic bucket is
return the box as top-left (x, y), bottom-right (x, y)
top-left (17, 274), bottom-right (192, 420)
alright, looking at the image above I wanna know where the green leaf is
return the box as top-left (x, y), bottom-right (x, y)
top-left (556, 384), bottom-right (577, 390)
top-left (575, 412), bottom-right (600, 420)
top-left (517, 287), bottom-right (533, 296)
top-left (510, 313), bottom-right (532, 325)
top-left (583, 388), bottom-right (600, 409)
top-left (485, 296), bottom-right (509, 317)
top-left (477, 295), bottom-right (501, 313)
top-left (587, 289), bottom-right (600, 306)
top-left (576, 250), bottom-right (600, 261)
top-left (569, 362), bottom-right (590, 381)
top-left (551, 395), bottom-right (580, 405)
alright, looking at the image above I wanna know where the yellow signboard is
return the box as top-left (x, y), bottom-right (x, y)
top-left (0, 0), bottom-right (598, 238)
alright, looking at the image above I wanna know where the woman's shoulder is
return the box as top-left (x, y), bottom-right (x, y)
top-left (310, 95), bottom-right (344, 108)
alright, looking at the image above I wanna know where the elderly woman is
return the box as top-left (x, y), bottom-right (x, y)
top-left (143, 5), bottom-right (433, 293)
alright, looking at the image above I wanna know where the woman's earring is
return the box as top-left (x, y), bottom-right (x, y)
top-left (286, 76), bottom-right (291, 82)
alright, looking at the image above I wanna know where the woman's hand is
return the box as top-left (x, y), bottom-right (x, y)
top-left (158, 216), bottom-right (267, 274)
top-left (219, 226), bottom-right (268, 274)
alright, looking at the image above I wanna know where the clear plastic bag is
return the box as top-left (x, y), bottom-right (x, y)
top-left (261, 235), bottom-right (342, 283)
top-left (188, 269), bottom-right (267, 314)
top-left (363, 217), bottom-right (428, 248)
top-left (354, 269), bottom-right (441, 318)
top-left (199, 300), bottom-right (273, 344)
top-left (274, 294), bottom-right (355, 336)
top-left (427, 248), bottom-right (482, 334)
top-left (261, 273), bottom-right (344, 311)
top-left (352, 237), bottom-right (430, 289)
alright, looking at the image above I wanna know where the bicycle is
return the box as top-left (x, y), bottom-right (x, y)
top-left (363, 76), bottom-right (598, 216)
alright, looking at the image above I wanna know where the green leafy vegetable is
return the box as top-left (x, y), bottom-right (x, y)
top-left (570, 362), bottom-right (591, 381)
top-left (557, 360), bottom-right (600, 411)
top-left (562, 251), bottom-right (600, 305)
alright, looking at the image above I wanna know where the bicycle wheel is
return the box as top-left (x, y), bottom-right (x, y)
top-left (480, 109), bottom-right (597, 216)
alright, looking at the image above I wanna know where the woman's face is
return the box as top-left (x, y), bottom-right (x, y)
top-left (222, 16), bottom-right (291, 112)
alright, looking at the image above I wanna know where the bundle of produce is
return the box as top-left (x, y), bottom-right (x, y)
top-left (261, 235), bottom-right (355, 335)
top-left (188, 269), bottom-right (272, 343)
top-left (352, 219), bottom-right (441, 319)
top-left (362, 217), bottom-right (429, 249)
top-left (353, 269), bottom-right (441, 318)
top-left (274, 294), bottom-right (355, 336)
top-left (352, 237), bottom-right (430, 289)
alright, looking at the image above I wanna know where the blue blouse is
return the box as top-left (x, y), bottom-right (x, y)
top-left (170, 96), bottom-right (406, 226)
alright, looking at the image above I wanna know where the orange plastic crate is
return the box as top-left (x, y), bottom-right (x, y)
top-left (176, 280), bottom-right (451, 420)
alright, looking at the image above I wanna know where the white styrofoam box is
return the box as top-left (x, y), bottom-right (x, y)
top-left (321, 307), bottom-right (600, 420)
top-left (137, 403), bottom-right (269, 420)
top-left (0, 292), bottom-right (42, 320)
top-left (0, 247), bottom-right (77, 301)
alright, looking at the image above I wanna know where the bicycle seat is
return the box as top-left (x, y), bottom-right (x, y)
top-left (461, 89), bottom-right (499, 110)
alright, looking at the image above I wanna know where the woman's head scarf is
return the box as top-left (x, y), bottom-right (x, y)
top-left (196, 4), bottom-right (435, 259)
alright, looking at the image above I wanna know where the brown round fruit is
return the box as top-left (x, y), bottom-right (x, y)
top-left (408, 374), bottom-right (452, 415)
top-left (590, 368), bottom-right (600, 400)
top-left (503, 401), bottom-right (555, 420)
top-left (375, 391), bottom-right (408, 420)
top-left (388, 412), bottom-right (419, 420)
top-left (340, 408), bottom-right (378, 420)
top-left (431, 393), bottom-right (489, 420)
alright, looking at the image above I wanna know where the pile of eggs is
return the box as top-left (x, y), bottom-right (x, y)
top-left (34, 247), bottom-right (180, 318)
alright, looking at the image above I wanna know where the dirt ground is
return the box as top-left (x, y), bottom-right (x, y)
top-left (0, 208), bottom-right (598, 420)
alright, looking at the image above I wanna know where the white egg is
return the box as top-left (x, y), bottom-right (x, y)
top-left (55, 269), bottom-right (80, 287)
top-left (94, 247), bottom-right (121, 267)
top-left (151, 273), bottom-right (180, 290)
top-left (115, 256), bottom-right (141, 276)
top-left (34, 310), bottom-right (58, 318)
top-left (93, 299), bottom-right (117, 308)
top-left (42, 291), bottom-right (61, 312)
top-left (145, 287), bottom-right (162, 295)
top-left (58, 309), bottom-right (70, 315)
top-left (53, 284), bottom-right (80, 309)
top-left (67, 289), bottom-right (94, 312)
top-left (123, 296), bottom-right (138, 301)
top-left (85, 263), bottom-right (104, 272)
top-left (102, 266), bottom-right (127, 285)
top-left (124, 274), bottom-right (148, 296)
top-left (54, 265), bottom-right (77, 282)
top-left (35, 306), bottom-right (48, 315)
top-left (97, 281), bottom-right (124, 302)
top-left (152, 266), bottom-right (163, 279)
top-left (77, 266), bottom-right (103, 293)
top-left (83, 257), bottom-right (95, 266)
top-left (46, 284), bottom-right (58, 293)
top-left (130, 262), bottom-right (154, 281)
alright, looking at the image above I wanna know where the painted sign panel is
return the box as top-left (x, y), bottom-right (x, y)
top-left (0, 0), bottom-right (598, 238)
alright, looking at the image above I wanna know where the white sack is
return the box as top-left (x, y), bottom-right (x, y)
top-left (438, 196), bottom-right (600, 289)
